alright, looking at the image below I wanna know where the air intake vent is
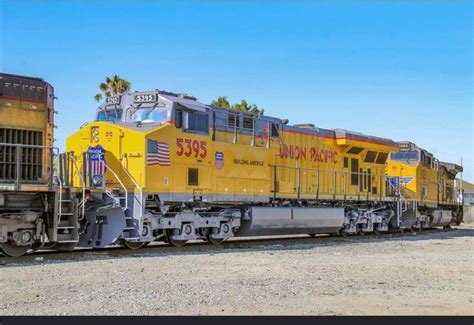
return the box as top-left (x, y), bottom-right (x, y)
top-left (0, 128), bottom-right (44, 182)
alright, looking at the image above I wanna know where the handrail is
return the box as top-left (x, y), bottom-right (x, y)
top-left (101, 161), bottom-right (128, 211)
top-left (269, 164), bottom-right (387, 177)
top-left (386, 177), bottom-right (419, 228)
top-left (71, 155), bottom-right (86, 220)
top-left (387, 179), bottom-right (405, 226)
top-left (0, 142), bottom-right (57, 149)
top-left (119, 164), bottom-right (143, 209)
top-left (270, 164), bottom-right (386, 199)
top-left (53, 153), bottom-right (64, 225)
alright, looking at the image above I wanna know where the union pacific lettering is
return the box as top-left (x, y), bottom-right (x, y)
top-left (279, 144), bottom-right (338, 164)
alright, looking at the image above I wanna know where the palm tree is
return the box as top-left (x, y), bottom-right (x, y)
top-left (94, 75), bottom-right (132, 102)
top-left (211, 97), bottom-right (264, 115)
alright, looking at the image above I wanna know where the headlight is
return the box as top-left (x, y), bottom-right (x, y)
top-left (91, 127), bottom-right (99, 142)
top-left (92, 175), bottom-right (103, 187)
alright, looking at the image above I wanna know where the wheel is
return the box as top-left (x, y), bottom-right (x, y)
top-left (308, 234), bottom-right (317, 238)
top-left (207, 235), bottom-right (225, 245)
top-left (341, 231), bottom-right (348, 237)
top-left (0, 241), bottom-right (30, 257)
top-left (121, 241), bottom-right (149, 250)
top-left (166, 229), bottom-right (188, 248)
top-left (374, 229), bottom-right (380, 236)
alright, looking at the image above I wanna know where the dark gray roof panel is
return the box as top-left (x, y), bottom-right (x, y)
top-left (282, 124), bottom-right (336, 138)
top-left (160, 94), bottom-right (211, 112)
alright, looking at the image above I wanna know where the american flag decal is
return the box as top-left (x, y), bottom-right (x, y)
top-left (89, 159), bottom-right (106, 176)
top-left (86, 145), bottom-right (106, 176)
top-left (147, 139), bottom-right (171, 166)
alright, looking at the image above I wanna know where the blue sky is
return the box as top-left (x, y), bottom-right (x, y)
top-left (1, 1), bottom-right (473, 181)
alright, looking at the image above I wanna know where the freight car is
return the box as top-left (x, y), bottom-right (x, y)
top-left (0, 73), bottom-right (78, 257)
top-left (60, 90), bottom-right (463, 250)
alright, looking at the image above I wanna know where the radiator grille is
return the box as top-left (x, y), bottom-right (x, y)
top-left (0, 128), bottom-right (44, 182)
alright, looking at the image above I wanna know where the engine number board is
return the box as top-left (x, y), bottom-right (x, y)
top-left (106, 96), bottom-right (121, 105)
top-left (134, 94), bottom-right (156, 103)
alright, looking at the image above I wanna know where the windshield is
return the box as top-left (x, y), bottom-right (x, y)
top-left (97, 109), bottom-right (122, 122)
top-left (390, 151), bottom-right (419, 161)
top-left (127, 107), bottom-right (169, 123)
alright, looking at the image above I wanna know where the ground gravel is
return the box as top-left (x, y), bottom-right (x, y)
top-left (0, 226), bottom-right (472, 315)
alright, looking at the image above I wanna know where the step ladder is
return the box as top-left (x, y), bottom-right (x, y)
top-left (397, 189), bottom-right (418, 229)
top-left (56, 187), bottom-right (79, 248)
top-left (109, 188), bottom-right (139, 240)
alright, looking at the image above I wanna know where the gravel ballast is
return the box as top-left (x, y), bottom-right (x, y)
top-left (0, 226), bottom-right (472, 315)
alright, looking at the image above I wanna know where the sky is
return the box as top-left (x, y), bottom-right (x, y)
top-left (1, 1), bottom-right (473, 182)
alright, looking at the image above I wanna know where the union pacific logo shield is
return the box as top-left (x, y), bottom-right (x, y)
top-left (86, 145), bottom-right (106, 176)
top-left (215, 152), bottom-right (224, 170)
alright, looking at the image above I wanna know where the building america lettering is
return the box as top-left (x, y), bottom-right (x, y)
top-left (234, 159), bottom-right (264, 166)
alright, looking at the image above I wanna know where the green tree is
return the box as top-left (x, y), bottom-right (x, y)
top-left (94, 75), bottom-right (132, 102)
top-left (211, 96), bottom-right (264, 115)
top-left (210, 96), bottom-right (232, 109)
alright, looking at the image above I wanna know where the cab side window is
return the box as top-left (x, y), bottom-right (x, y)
top-left (97, 112), bottom-right (107, 121)
top-left (186, 111), bottom-right (208, 134)
top-left (271, 123), bottom-right (280, 138)
top-left (175, 109), bottom-right (183, 128)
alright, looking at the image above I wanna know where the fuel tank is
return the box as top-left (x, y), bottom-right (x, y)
top-left (431, 210), bottom-right (453, 227)
top-left (236, 207), bottom-right (345, 237)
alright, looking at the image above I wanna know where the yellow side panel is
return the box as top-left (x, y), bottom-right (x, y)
top-left (67, 120), bottom-right (396, 203)
top-left (216, 177), bottom-right (235, 201)
top-left (66, 121), bottom-right (147, 191)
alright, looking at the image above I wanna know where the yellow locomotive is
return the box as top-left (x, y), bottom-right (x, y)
top-left (386, 141), bottom-right (463, 229)
top-left (0, 73), bottom-right (78, 256)
top-left (64, 89), bottom-right (463, 249)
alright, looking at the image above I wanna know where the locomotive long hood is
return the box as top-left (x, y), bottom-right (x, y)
top-left (334, 129), bottom-right (399, 152)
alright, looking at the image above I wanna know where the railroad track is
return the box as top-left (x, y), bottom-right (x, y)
top-left (0, 227), bottom-right (456, 266)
